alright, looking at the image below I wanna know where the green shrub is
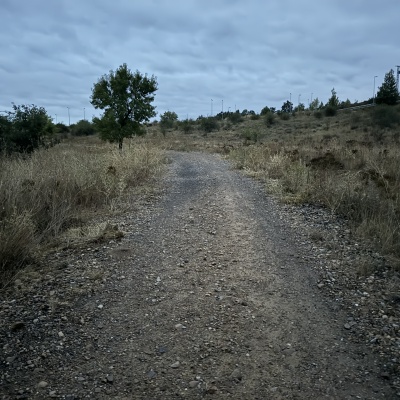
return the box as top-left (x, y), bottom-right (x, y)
top-left (71, 120), bottom-right (95, 136)
top-left (371, 105), bottom-right (400, 128)
top-left (325, 106), bottom-right (337, 117)
top-left (280, 113), bottom-right (290, 121)
top-left (314, 111), bottom-right (323, 119)
top-left (264, 113), bottom-right (275, 126)
top-left (228, 112), bottom-right (243, 124)
top-left (200, 117), bottom-right (219, 133)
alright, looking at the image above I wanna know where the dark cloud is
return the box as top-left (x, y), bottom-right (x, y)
top-left (0, 0), bottom-right (398, 122)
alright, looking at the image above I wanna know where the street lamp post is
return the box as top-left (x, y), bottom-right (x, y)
top-left (373, 76), bottom-right (378, 104)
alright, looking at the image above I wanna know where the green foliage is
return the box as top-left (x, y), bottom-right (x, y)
top-left (228, 111), bottom-right (243, 124)
top-left (241, 129), bottom-right (260, 143)
top-left (309, 97), bottom-right (323, 111)
top-left (55, 123), bottom-right (69, 134)
top-left (260, 106), bottom-right (271, 116)
top-left (327, 88), bottom-right (339, 108)
top-left (200, 117), bottom-right (219, 133)
top-left (371, 105), bottom-right (400, 128)
top-left (159, 111), bottom-right (178, 136)
top-left (71, 120), bottom-right (95, 136)
top-left (294, 103), bottom-right (305, 112)
top-left (280, 112), bottom-right (290, 120)
top-left (0, 104), bottom-right (54, 154)
top-left (90, 63), bottom-right (157, 149)
top-left (180, 119), bottom-right (194, 134)
top-left (325, 106), bottom-right (337, 117)
top-left (264, 113), bottom-right (275, 126)
top-left (376, 69), bottom-right (399, 105)
top-left (281, 101), bottom-right (293, 113)
top-left (250, 114), bottom-right (260, 120)
top-left (314, 110), bottom-right (323, 119)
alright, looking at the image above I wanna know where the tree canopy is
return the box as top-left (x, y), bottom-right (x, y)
top-left (90, 64), bottom-right (158, 149)
top-left (159, 111), bottom-right (178, 135)
top-left (0, 104), bottom-right (54, 153)
top-left (376, 69), bottom-right (399, 105)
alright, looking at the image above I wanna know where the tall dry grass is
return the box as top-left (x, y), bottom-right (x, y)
top-left (229, 113), bottom-right (400, 265)
top-left (0, 138), bottom-right (164, 285)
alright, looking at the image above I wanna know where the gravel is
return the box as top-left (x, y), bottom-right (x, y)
top-left (1, 151), bottom-right (399, 399)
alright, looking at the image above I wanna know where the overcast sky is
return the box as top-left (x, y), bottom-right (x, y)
top-left (1, 0), bottom-right (399, 124)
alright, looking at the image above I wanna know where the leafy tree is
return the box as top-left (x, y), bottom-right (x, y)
top-left (327, 88), bottom-right (339, 108)
top-left (309, 98), bottom-right (323, 111)
top-left (1, 104), bottom-right (54, 153)
top-left (159, 111), bottom-right (178, 135)
top-left (180, 119), bottom-right (194, 134)
top-left (200, 117), bottom-right (219, 133)
top-left (71, 119), bottom-right (96, 136)
top-left (376, 69), bottom-right (399, 105)
top-left (228, 111), bottom-right (243, 124)
top-left (260, 106), bottom-right (271, 115)
top-left (294, 103), bottom-right (305, 112)
top-left (281, 101), bottom-right (293, 113)
top-left (90, 63), bottom-right (158, 150)
top-left (55, 123), bottom-right (69, 134)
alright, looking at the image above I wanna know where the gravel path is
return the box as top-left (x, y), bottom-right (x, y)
top-left (1, 151), bottom-right (399, 399)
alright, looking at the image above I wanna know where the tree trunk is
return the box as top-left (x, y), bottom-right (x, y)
top-left (118, 138), bottom-right (123, 151)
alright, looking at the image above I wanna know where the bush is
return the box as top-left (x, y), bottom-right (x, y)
top-left (200, 117), bottom-right (219, 133)
top-left (250, 114), bottom-right (260, 120)
top-left (181, 120), bottom-right (194, 134)
top-left (0, 104), bottom-right (54, 153)
top-left (71, 120), bottom-right (95, 136)
top-left (228, 112), bottom-right (243, 124)
top-left (371, 105), bottom-right (400, 128)
top-left (280, 113), bottom-right (290, 121)
top-left (325, 106), bottom-right (337, 117)
top-left (264, 113), bottom-right (275, 126)
top-left (314, 111), bottom-right (323, 119)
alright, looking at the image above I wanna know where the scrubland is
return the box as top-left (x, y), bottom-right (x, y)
top-left (0, 136), bottom-right (164, 287)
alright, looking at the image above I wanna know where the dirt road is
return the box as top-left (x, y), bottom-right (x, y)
top-left (1, 151), bottom-right (398, 399)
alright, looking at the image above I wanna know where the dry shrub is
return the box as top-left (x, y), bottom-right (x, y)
top-left (0, 140), bottom-right (164, 283)
top-left (229, 140), bottom-right (400, 264)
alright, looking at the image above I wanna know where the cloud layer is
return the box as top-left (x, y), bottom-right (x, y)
top-left (1, 0), bottom-right (399, 123)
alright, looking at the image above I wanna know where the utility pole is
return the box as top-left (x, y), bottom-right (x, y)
top-left (396, 66), bottom-right (400, 93)
top-left (67, 107), bottom-right (70, 126)
top-left (373, 75), bottom-right (378, 104)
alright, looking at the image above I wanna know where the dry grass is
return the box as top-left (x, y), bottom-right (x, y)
top-left (227, 106), bottom-right (400, 265)
top-left (0, 136), bottom-right (164, 286)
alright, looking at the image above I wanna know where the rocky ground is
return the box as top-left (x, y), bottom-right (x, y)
top-left (1, 151), bottom-right (399, 399)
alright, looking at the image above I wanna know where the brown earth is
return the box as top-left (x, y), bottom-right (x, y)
top-left (1, 151), bottom-right (399, 399)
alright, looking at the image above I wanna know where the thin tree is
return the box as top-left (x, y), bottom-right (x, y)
top-left (91, 64), bottom-right (158, 150)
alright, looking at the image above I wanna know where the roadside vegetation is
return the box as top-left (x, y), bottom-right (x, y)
top-left (1, 64), bottom-right (399, 285)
